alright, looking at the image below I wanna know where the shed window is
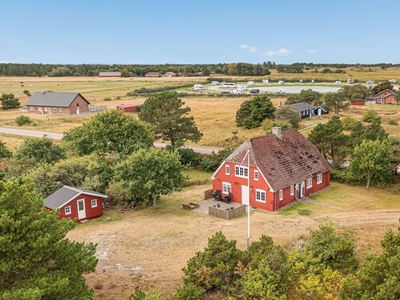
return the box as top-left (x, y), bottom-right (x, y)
top-left (290, 185), bottom-right (294, 195)
top-left (279, 190), bottom-right (283, 201)
top-left (256, 189), bottom-right (266, 203)
top-left (225, 165), bottom-right (230, 175)
top-left (222, 182), bottom-right (231, 194)
top-left (65, 206), bottom-right (71, 215)
top-left (91, 199), bottom-right (97, 208)
top-left (317, 174), bottom-right (322, 184)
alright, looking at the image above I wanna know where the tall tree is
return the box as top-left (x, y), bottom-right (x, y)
top-left (350, 140), bottom-right (392, 189)
top-left (139, 91), bottom-right (203, 151)
top-left (63, 110), bottom-right (154, 156)
top-left (112, 148), bottom-right (186, 208)
top-left (340, 84), bottom-right (368, 100)
top-left (0, 140), bottom-right (12, 159)
top-left (236, 95), bottom-right (275, 129)
top-left (371, 81), bottom-right (394, 95)
top-left (0, 179), bottom-right (97, 299)
top-left (14, 136), bottom-right (66, 165)
top-left (0, 93), bottom-right (20, 109)
top-left (308, 116), bottom-right (349, 168)
top-left (274, 105), bottom-right (301, 128)
top-left (323, 91), bottom-right (350, 114)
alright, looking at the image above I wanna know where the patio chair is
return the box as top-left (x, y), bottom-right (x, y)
top-left (213, 190), bottom-right (221, 201)
top-left (222, 192), bottom-right (231, 203)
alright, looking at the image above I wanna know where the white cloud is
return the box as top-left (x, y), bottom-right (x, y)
top-left (309, 49), bottom-right (317, 53)
top-left (263, 48), bottom-right (292, 57)
top-left (240, 44), bottom-right (258, 53)
top-left (0, 60), bottom-right (9, 63)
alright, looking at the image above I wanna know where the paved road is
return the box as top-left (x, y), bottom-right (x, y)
top-left (0, 128), bottom-right (219, 154)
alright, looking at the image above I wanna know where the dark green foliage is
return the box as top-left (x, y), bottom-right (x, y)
top-left (349, 117), bottom-right (389, 148)
top-left (329, 168), bottom-right (361, 185)
top-left (0, 179), bottom-right (97, 299)
top-left (0, 140), bottom-right (12, 159)
top-left (340, 84), bottom-right (368, 100)
top-left (112, 148), bottom-right (187, 208)
top-left (370, 81), bottom-right (394, 95)
top-left (23, 90), bottom-right (31, 96)
top-left (200, 157), bottom-right (218, 172)
top-left (127, 83), bottom-right (194, 95)
top-left (139, 91), bottom-right (203, 151)
top-left (181, 232), bottom-right (243, 294)
top-left (236, 95), bottom-right (275, 129)
top-left (340, 224), bottom-right (400, 299)
top-left (323, 91), bottom-right (350, 114)
top-left (308, 116), bottom-right (349, 168)
top-left (14, 136), bottom-right (65, 165)
top-left (285, 89), bottom-right (322, 106)
top-left (62, 110), bottom-right (154, 156)
top-left (15, 115), bottom-right (33, 126)
top-left (275, 105), bottom-right (301, 128)
top-left (0, 93), bottom-right (20, 109)
top-left (175, 283), bottom-right (204, 300)
top-left (341, 116), bottom-right (358, 130)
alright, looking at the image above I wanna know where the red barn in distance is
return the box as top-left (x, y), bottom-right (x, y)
top-left (212, 128), bottom-right (331, 211)
top-left (116, 104), bottom-right (139, 113)
top-left (44, 186), bottom-right (108, 222)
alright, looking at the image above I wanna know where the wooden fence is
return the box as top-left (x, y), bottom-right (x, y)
top-left (89, 106), bottom-right (107, 113)
top-left (204, 189), bottom-right (213, 200)
top-left (208, 205), bottom-right (246, 220)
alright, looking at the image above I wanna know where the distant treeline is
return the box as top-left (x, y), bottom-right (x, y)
top-left (0, 62), bottom-right (398, 77)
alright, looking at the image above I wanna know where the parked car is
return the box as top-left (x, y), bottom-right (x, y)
top-left (221, 91), bottom-right (231, 95)
top-left (250, 89), bottom-right (259, 94)
top-left (233, 89), bottom-right (245, 94)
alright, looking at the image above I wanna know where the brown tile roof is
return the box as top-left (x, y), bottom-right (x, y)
top-left (224, 129), bottom-right (331, 191)
top-left (145, 72), bottom-right (160, 76)
top-left (375, 89), bottom-right (397, 97)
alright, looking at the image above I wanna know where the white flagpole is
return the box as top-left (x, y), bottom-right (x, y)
top-left (246, 148), bottom-right (250, 250)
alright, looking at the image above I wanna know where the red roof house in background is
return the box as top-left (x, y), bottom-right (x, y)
top-left (374, 89), bottom-right (397, 105)
top-left (211, 128), bottom-right (331, 211)
top-left (116, 104), bottom-right (139, 113)
top-left (44, 186), bottom-right (108, 222)
top-left (162, 72), bottom-right (177, 77)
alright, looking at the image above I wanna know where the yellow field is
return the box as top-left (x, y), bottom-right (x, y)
top-left (0, 75), bottom-right (399, 151)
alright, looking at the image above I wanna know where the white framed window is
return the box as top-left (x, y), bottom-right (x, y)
top-left (38, 107), bottom-right (42, 112)
top-left (279, 190), bottom-right (283, 201)
top-left (235, 166), bottom-right (248, 178)
top-left (91, 199), bottom-right (97, 208)
top-left (254, 170), bottom-right (259, 181)
top-left (30, 107), bottom-right (34, 111)
top-left (290, 185), bottom-right (294, 195)
top-left (317, 174), bottom-right (322, 184)
top-left (59, 108), bottom-right (63, 112)
top-left (225, 165), bottom-right (230, 175)
top-left (65, 206), bottom-right (71, 215)
top-left (222, 182), bottom-right (231, 194)
top-left (307, 178), bottom-right (312, 188)
top-left (256, 189), bottom-right (266, 203)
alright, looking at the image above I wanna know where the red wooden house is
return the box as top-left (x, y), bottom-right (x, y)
top-left (44, 185), bottom-right (108, 222)
top-left (351, 99), bottom-right (365, 106)
top-left (116, 104), bottom-right (139, 112)
top-left (211, 128), bottom-right (331, 211)
top-left (374, 89), bottom-right (397, 105)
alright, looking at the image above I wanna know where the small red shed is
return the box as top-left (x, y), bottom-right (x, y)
top-left (44, 186), bottom-right (108, 222)
top-left (116, 104), bottom-right (139, 113)
top-left (212, 128), bottom-right (331, 212)
top-left (351, 99), bottom-right (365, 106)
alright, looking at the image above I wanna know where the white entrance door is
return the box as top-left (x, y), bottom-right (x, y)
top-left (296, 182), bottom-right (305, 199)
top-left (76, 106), bottom-right (80, 115)
top-left (241, 185), bottom-right (249, 206)
top-left (77, 199), bottom-right (86, 220)
top-left (48, 107), bottom-right (52, 114)
top-left (318, 108), bottom-right (321, 116)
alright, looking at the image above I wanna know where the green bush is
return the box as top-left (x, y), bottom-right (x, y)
top-left (330, 168), bottom-right (361, 185)
top-left (178, 147), bottom-right (200, 166)
top-left (200, 157), bottom-right (218, 172)
top-left (15, 115), bottom-right (33, 126)
top-left (341, 116), bottom-right (358, 130)
top-left (362, 110), bottom-right (378, 122)
top-left (103, 97), bottom-right (111, 101)
top-left (388, 119), bottom-right (399, 126)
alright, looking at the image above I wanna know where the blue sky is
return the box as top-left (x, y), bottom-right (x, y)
top-left (2, 0), bottom-right (399, 65)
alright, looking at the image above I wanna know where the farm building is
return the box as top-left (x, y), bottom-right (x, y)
top-left (374, 89), bottom-right (397, 105)
top-left (211, 128), bottom-right (331, 211)
top-left (99, 72), bottom-right (121, 77)
top-left (44, 185), bottom-right (108, 222)
top-left (162, 72), bottom-right (177, 77)
top-left (25, 92), bottom-right (90, 115)
top-left (289, 102), bottom-right (316, 119)
top-left (116, 104), bottom-right (139, 113)
top-left (145, 72), bottom-right (160, 77)
top-left (351, 99), bottom-right (366, 106)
